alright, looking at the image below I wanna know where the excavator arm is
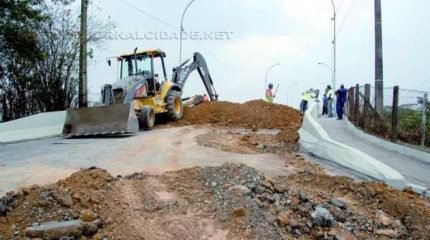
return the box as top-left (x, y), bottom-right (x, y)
top-left (172, 52), bottom-right (219, 101)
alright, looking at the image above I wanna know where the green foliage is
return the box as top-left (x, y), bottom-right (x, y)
top-left (0, 0), bottom-right (45, 120)
top-left (0, 0), bottom-right (45, 60)
top-left (0, 0), bottom-right (114, 121)
top-left (397, 107), bottom-right (430, 146)
top-left (398, 108), bottom-right (421, 133)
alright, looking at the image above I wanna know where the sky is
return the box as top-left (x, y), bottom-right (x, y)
top-left (85, 0), bottom-right (430, 109)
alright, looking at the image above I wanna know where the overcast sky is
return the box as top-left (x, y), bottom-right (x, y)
top-left (86, 0), bottom-right (430, 108)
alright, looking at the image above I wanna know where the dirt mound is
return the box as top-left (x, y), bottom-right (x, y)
top-left (287, 171), bottom-right (430, 239)
top-left (58, 168), bottom-right (113, 191)
top-left (174, 100), bottom-right (303, 142)
top-left (1, 165), bottom-right (429, 239)
top-left (0, 168), bottom-right (114, 238)
top-left (57, 168), bottom-right (114, 209)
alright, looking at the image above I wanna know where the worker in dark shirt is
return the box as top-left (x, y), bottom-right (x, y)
top-left (335, 84), bottom-right (348, 120)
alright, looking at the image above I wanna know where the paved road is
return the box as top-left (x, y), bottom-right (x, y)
top-left (0, 126), bottom-right (291, 197)
top-left (318, 117), bottom-right (430, 190)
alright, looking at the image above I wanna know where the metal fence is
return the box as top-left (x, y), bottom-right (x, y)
top-left (347, 84), bottom-right (430, 148)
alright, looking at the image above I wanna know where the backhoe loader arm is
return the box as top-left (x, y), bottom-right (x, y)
top-left (172, 52), bottom-right (219, 101)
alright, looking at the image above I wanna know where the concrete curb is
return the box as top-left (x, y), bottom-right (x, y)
top-left (299, 103), bottom-right (407, 190)
top-left (344, 119), bottom-right (430, 164)
top-left (0, 111), bottom-right (66, 144)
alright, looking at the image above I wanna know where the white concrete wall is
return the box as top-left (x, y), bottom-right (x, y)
top-left (299, 103), bottom-right (407, 190)
top-left (0, 111), bottom-right (66, 143)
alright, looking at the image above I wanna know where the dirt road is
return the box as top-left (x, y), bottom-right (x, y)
top-left (0, 126), bottom-right (296, 196)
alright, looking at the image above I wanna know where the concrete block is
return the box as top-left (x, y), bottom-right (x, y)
top-left (299, 103), bottom-right (407, 190)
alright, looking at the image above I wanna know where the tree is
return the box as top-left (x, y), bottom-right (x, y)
top-left (0, 0), bottom-right (114, 121)
top-left (32, 5), bottom-right (80, 111)
top-left (0, 0), bottom-right (45, 121)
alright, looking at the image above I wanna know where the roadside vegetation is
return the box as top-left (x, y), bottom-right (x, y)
top-left (0, 0), bottom-right (113, 121)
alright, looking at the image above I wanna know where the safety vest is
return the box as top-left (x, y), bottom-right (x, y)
top-left (264, 89), bottom-right (274, 103)
top-left (327, 89), bottom-right (335, 100)
top-left (303, 91), bottom-right (312, 102)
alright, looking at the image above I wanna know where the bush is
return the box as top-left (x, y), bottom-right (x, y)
top-left (397, 107), bottom-right (430, 146)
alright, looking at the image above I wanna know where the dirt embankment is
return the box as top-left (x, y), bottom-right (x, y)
top-left (1, 166), bottom-right (429, 239)
top-left (173, 100), bottom-right (303, 143)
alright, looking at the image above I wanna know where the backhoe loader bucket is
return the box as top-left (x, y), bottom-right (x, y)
top-left (62, 103), bottom-right (139, 137)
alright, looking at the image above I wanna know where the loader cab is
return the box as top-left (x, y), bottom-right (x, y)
top-left (118, 49), bottom-right (168, 96)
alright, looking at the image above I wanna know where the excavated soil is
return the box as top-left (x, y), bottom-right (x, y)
top-left (1, 166), bottom-right (429, 240)
top-left (173, 100), bottom-right (303, 143)
top-left (1, 100), bottom-right (430, 239)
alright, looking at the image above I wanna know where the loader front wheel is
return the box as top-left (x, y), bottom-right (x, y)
top-left (166, 90), bottom-right (183, 121)
top-left (139, 106), bottom-right (155, 130)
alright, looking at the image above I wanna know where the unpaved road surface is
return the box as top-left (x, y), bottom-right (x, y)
top-left (0, 126), bottom-right (294, 196)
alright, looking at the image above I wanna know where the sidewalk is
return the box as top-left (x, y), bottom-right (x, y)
top-left (318, 116), bottom-right (430, 190)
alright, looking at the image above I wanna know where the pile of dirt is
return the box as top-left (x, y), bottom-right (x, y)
top-left (1, 165), bottom-right (429, 239)
top-left (0, 168), bottom-right (114, 239)
top-left (173, 100), bottom-right (303, 143)
top-left (286, 171), bottom-right (430, 239)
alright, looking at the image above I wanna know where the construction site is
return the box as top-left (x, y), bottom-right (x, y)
top-left (1, 0), bottom-right (430, 240)
top-left (0, 100), bottom-right (429, 239)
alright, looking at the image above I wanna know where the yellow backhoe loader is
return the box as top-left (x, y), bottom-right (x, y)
top-left (62, 48), bottom-right (218, 136)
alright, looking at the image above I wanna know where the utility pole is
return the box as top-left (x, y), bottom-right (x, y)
top-left (78, 0), bottom-right (88, 108)
top-left (374, 0), bottom-right (384, 115)
top-left (0, 85), bottom-right (4, 122)
top-left (330, 0), bottom-right (336, 90)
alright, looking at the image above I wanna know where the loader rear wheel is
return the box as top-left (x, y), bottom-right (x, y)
top-left (166, 90), bottom-right (183, 121)
top-left (139, 106), bottom-right (155, 130)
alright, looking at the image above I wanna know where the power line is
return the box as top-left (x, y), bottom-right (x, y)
top-left (191, 41), bottom-right (242, 73)
top-left (336, 0), bottom-right (357, 36)
top-left (118, 0), bottom-right (178, 29)
top-left (413, 77), bottom-right (430, 89)
top-left (336, 0), bottom-right (347, 13)
top-left (116, 0), bottom-right (247, 79)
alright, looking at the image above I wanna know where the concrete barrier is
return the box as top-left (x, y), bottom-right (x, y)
top-left (0, 111), bottom-right (66, 144)
top-left (299, 103), bottom-right (407, 190)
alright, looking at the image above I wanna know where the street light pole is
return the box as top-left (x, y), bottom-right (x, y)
top-left (264, 63), bottom-right (280, 91)
top-left (179, 0), bottom-right (196, 65)
top-left (318, 62), bottom-right (334, 88)
top-left (330, 0), bottom-right (336, 90)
